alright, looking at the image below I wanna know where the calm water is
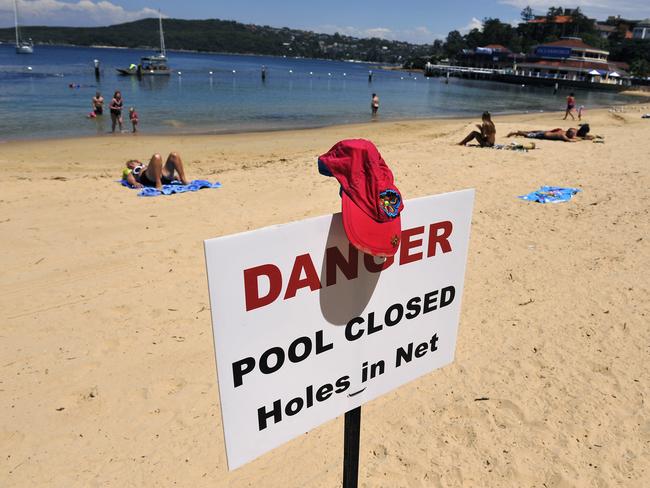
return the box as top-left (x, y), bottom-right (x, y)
top-left (0, 44), bottom-right (641, 140)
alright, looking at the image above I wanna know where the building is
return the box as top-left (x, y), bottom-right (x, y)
top-left (457, 44), bottom-right (516, 69)
top-left (632, 19), bottom-right (650, 39)
top-left (514, 37), bottom-right (629, 84)
top-left (604, 16), bottom-right (636, 39)
top-left (426, 35), bottom-right (631, 90)
top-left (594, 23), bottom-right (617, 39)
top-left (526, 14), bottom-right (574, 25)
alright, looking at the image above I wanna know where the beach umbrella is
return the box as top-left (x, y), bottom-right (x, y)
top-left (588, 69), bottom-right (600, 75)
top-left (609, 72), bottom-right (621, 77)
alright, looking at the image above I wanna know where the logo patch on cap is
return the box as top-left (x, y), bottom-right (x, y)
top-left (391, 234), bottom-right (400, 247)
top-left (379, 190), bottom-right (401, 218)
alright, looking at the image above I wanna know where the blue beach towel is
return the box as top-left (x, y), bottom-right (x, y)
top-left (120, 179), bottom-right (222, 197)
top-left (519, 186), bottom-right (581, 204)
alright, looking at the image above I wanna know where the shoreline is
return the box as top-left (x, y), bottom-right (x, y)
top-left (2, 98), bottom-right (649, 145)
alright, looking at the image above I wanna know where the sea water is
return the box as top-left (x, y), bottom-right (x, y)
top-left (0, 44), bottom-right (639, 140)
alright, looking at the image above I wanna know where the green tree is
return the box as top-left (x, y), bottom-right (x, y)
top-left (444, 30), bottom-right (466, 59)
top-left (630, 59), bottom-right (650, 77)
top-left (465, 28), bottom-right (483, 49)
top-left (546, 7), bottom-right (564, 18)
top-left (482, 18), bottom-right (516, 47)
top-left (521, 6), bottom-right (534, 22)
top-left (569, 7), bottom-right (596, 37)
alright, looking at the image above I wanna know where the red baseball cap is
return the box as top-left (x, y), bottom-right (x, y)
top-left (318, 139), bottom-right (403, 257)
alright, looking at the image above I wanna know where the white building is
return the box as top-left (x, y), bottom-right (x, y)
top-left (632, 19), bottom-right (650, 39)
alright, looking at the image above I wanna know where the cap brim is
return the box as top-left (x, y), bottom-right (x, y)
top-left (341, 192), bottom-right (401, 257)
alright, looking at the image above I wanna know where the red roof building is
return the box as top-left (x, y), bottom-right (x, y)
top-left (515, 37), bottom-right (628, 81)
top-left (527, 15), bottom-right (574, 25)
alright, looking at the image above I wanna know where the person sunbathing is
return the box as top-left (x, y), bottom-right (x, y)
top-left (458, 111), bottom-right (496, 147)
top-left (122, 152), bottom-right (189, 190)
top-left (507, 127), bottom-right (580, 142)
top-left (508, 124), bottom-right (595, 142)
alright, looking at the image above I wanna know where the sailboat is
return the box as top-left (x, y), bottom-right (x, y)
top-left (14, 0), bottom-right (34, 54)
top-left (117, 12), bottom-right (170, 76)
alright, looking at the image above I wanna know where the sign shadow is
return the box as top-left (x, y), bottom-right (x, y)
top-left (319, 214), bottom-right (385, 326)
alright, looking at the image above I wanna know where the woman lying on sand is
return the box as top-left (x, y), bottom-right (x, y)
top-left (122, 152), bottom-right (189, 189)
top-left (507, 125), bottom-right (592, 142)
top-left (458, 111), bottom-right (496, 147)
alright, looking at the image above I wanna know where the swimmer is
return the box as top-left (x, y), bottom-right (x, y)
top-left (92, 91), bottom-right (104, 116)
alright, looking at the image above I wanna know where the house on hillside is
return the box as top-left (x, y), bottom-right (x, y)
top-left (632, 19), bottom-right (650, 39)
top-left (457, 44), bottom-right (517, 69)
top-left (594, 23), bottom-right (617, 39)
top-left (524, 13), bottom-right (579, 38)
top-left (606, 16), bottom-right (640, 39)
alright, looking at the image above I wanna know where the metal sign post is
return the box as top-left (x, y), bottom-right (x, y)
top-left (343, 407), bottom-right (361, 488)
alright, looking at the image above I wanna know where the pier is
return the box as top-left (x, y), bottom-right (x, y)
top-left (425, 63), bottom-right (631, 91)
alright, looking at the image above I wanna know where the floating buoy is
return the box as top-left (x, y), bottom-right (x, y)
top-left (177, 71), bottom-right (182, 75)
top-left (309, 71), bottom-right (313, 75)
top-left (343, 73), bottom-right (347, 76)
top-left (27, 66), bottom-right (32, 71)
top-left (328, 72), bottom-right (331, 76)
top-left (209, 71), bottom-right (213, 75)
top-left (232, 70), bottom-right (236, 74)
top-left (289, 69), bottom-right (293, 73)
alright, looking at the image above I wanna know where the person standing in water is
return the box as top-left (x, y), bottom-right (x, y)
top-left (563, 92), bottom-right (576, 120)
top-left (109, 90), bottom-right (124, 133)
top-left (371, 93), bottom-right (379, 116)
top-left (129, 107), bottom-right (139, 133)
top-left (91, 91), bottom-right (104, 116)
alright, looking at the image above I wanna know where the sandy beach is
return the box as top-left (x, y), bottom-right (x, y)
top-left (1, 105), bottom-right (649, 487)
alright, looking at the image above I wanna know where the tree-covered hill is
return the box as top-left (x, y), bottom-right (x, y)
top-left (0, 17), bottom-right (433, 63)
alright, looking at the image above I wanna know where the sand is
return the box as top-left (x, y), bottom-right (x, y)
top-left (1, 105), bottom-right (649, 487)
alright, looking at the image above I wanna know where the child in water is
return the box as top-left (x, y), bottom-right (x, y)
top-left (129, 107), bottom-right (139, 133)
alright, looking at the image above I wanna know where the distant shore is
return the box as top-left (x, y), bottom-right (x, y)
top-left (0, 41), bottom-right (394, 66)
top-left (2, 100), bottom-right (649, 144)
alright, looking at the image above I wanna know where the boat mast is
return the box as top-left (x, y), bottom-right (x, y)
top-left (158, 11), bottom-right (166, 57)
top-left (14, 0), bottom-right (20, 46)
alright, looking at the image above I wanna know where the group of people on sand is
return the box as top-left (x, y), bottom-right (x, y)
top-left (119, 90), bottom-right (593, 193)
top-left (91, 90), bottom-right (139, 133)
top-left (458, 111), bottom-right (594, 147)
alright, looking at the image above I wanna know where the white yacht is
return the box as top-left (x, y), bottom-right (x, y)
top-left (14, 0), bottom-right (33, 54)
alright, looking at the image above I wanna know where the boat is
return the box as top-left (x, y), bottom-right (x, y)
top-left (117, 12), bottom-right (170, 76)
top-left (14, 0), bottom-right (33, 54)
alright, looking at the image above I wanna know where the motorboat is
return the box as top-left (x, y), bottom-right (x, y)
top-left (117, 12), bottom-right (170, 76)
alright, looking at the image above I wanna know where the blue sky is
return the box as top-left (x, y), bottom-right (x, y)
top-left (1, 0), bottom-right (649, 43)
